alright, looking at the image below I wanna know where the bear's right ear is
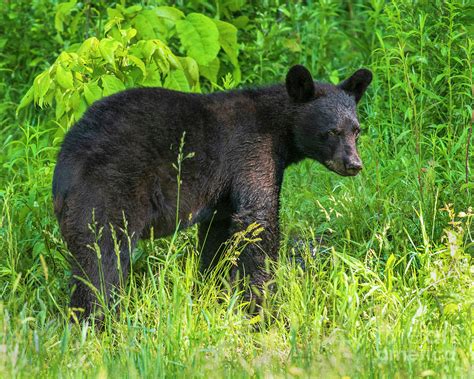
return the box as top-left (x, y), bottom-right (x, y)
top-left (286, 65), bottom-right (315, 102)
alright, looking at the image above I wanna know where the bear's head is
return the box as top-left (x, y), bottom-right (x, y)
top-left (286, 65), bottom-right (372, 176)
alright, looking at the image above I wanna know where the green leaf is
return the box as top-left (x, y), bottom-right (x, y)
top-left (133, 13), bottom-right (156, 40)
top-left (200, 57), bottom-right (220, 83)
top-left (56, 65), bottom-right (74, 90)
top-left (55, 91), bottom-right (67, 120)
top-left (75, 97), bottom-right (88, 121)
top-left (33, 71), bottom-right (52, 107)
top-left (54, 0), bottom-right (77, 33)
top-left (179, 57), bottom-right (199, 84)
top-left (141, 63), bottom-right (162, 87)
top-left (164, 70), bottom-right (190, 92)
top-left (232, 65), bottom-right (241, 84)
top-left (84, 81), bottom-right (103, 105)
top-left (222, 0), bottom-right (246, 12)
top-left (123, 5), bottom-right (143, 15)
top-left (99, 38), bottom-right (120, 66)
top-left (154, 42), bottom-right (180, 71)
top-left (17, 86), bottom-right (34, 113)
top-left (101, 75), bottom-right (125, 96)
top-left (153, 6), bottom-right (184, 39)
top-left (137, 40), bottom-right (156, 61)
top-left (231, 15), bottom-right (249, 29)
top-left (128, 55), bottom-right (147, 77)
top-left (53, 127), bottom-right (66, 146)
top-left (155, 6), bottom-right (184, 21)
top-left (69, 90), bottom-right (80, 110)
top-left (77, 37), bottom-right (100, 58)
top-left (213, 19), bottom-right (239, 67)
top-left (106, 6), bottom-right (124, 22)
top-left (176, 13), bottom-right (220, 66)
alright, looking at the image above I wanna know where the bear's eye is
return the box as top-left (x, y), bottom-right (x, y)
top-left (327, 130), bottom-right (340, 137)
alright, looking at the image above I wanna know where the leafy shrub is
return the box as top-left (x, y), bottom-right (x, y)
top-left (18, 3), bottom-right (240, 142)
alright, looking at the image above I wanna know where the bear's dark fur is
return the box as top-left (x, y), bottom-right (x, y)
top-left (53, 65), bottom-right (372, 318)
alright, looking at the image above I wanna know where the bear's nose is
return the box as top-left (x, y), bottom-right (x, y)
top-left (346, 161), bottom-right (362, 171)
top-left (345, 160), bottom-right (363, 175)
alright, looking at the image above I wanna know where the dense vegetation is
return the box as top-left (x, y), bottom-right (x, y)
top-left (1, 1), bottom-right (472, 377)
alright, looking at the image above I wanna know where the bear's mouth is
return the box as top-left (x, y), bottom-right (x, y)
top-left (324, 160), bottom-right (359, 177)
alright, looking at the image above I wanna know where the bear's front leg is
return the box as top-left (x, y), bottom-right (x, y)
top-left (230, 210), bottom-right (280, 307)
top-left (229, 171), bottom-right (282, 307)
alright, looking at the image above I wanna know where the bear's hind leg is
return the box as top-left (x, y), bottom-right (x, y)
top-left (68, 224), bottom-right (138, 321)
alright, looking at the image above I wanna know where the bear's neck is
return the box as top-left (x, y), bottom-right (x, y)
top-left (237, 84), bottom-right (306, 166)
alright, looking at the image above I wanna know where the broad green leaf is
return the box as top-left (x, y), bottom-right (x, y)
top-left (84, 81), bottom-right (103, 105)
top-left (69, 90), bottom-right (80, 110)
top-left (119, 28), bottom-right (137, 45)
top-left (77, 37), bottom-right (100, 57)
top-left (151, 42), bottom-right (177, 74)
top-left (154, 6), bottom-right (184, 39)
top-left (57, 51), bottom-right (73, 64)
top-left (154, 42), bottom-right (181, 70)
top-left (222, 0), bottom-right (246, 12)
top-left (133, 13), bottom-right (156, 40)
top-left (138, 40), bottom-right (157, 61)
top-left (231, 15), bottom-right (249, 29)
top-left (43, 87), bottom-right (55, 107)
top-left (213, 19), bottom-right (239, 66)
top-left (123, 5), bottom-right (143, 15)
top-left (53, 126), bottom-right (66, 146)
top-left (232, 65), bottom-right (241, 84)
top-left (178, 57), bottom-right (199, 83)
top-left (141, 64), bottom-right (162, 87)
top-left (55, 91), bottom-right (66, 120)
top-left (164, 70), bottom-right (190, 92)
top-left (99, 38), bottom-right (120, 66)
top-left (33, 71), bottom-right (52, 107)
top-left (54, 0), bottom-right (77, 33)
top-left (101, 75), bottom-right (125, 96)
top-left (106, 7), bottom-right (124, 22)
top-left (17, 86), bottom-right (34, 114)
top-left (176, 13), bottom-right (220, 66)
top-left (104, 18), bottom-right (121, 34)
top-left (200, 57), bottom-right (220, 83)
top-left (56, 65), bottom-right (74, 89)
top-left (74, 71), bottom-right (84, 82)
top-left (128, 55), bottom-right (147, 76)
top-left (155, 6), bottom-right (184, 21)
top-left (75, 97), bottom-right (88, 121)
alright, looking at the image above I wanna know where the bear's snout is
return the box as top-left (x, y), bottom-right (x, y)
top-left (344, 157), bottom-right (363, 176)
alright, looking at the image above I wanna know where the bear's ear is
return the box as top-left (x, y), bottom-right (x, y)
top-left (286, 65), bottom-right (315, 102)
top-left (338, 68), bottom-right (373, 103)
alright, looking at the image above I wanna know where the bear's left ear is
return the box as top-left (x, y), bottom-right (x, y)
top-left (338, 69), bottom-right (373, 103)
top-left (286, 65), bottom-right (315, 102)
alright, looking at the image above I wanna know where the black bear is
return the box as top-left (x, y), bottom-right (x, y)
top-left (52, 65), bottom-right (372, 318)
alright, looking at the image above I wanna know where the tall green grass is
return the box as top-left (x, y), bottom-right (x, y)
top-left (0, 0), bottom-right (472, 377)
